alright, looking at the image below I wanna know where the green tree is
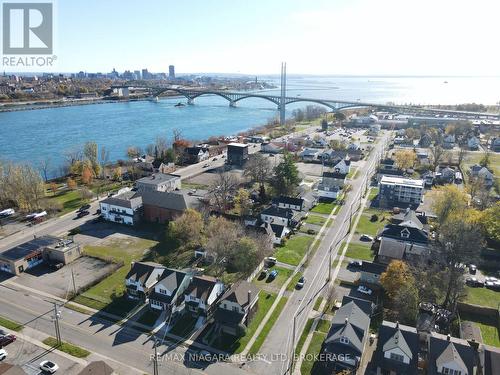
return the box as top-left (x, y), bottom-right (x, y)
top-left (271, 152), bottom-right (300, 196)
top-left (169, 209), bottom-right (204, 245)
top-left (380, 260), bottom-right (414, 299)
top-left (244, 153), bottom-right (271, 200)
top-left (482, 203), bottom-right (500, 247)
top-left (234, 188), bottom-right (251, 216)
top-left (430, 185), bottom-right (468, 226)
top-left (393, 281), bottom-right (419, 325)
top-left (229, 237), bottom-right (259, 275)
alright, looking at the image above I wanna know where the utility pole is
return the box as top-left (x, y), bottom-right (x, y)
top-left (153, 338), bottom-right (159, 375)
top-left (52, 302), bottom-right (62, 345)
top-left (328, 246), bottom-right (333, 281)
top-left (71, 268), bottom-right (77, 296)
top-left (290, 315), bottom-right (297, 373)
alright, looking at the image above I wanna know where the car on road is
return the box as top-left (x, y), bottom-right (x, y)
top-left (202, 163), bottom-right (209, 168)
top-left (49, 262), bottom-right (64, 271)
top-left (212, 157), bottom-right (217, 161)
top-left (0, 208), bottom-right (14, 217)
top-left (469, 264), bottom-right (477, 274)
top-left (349, 260), bottom-right (362, 268)
top-left (360, 234), bottom-right (374, 242)
top-left (0, 349), bottom-right (7, 361)
top-left (268, 270), bottom-right (278, 281)
top-left (465, 277), bottom-right (484, 287)
top-left (485, 280), bottom-right (500, 291)
top-left (76, 210), bottom-right (90, 218)
top-left (296, 276), bottom-right (306, 288)
top-left (78, 204), bottom-right (91, 212)
top-left (40, 360), bottom-right (59, 373)
top-left (0, 333), bottom-right (16, 347)
top-left (357, 285), bottom-right (373, 295)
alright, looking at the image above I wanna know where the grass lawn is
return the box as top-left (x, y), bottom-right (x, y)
top-left (305, 214), bottom-right (329, 226)
top-left (313, 297), bottom-right (324, 312)
top-left (169, 313), bottom-right (198, 338)
top-left (0, 316), bottom-right (23, 331)
top-left (43, 337), bottom-right (90, 358)
top-left (248, 296), bottom-right (288, 355)
top-left (287, 272), bottom-right (305, 292)
top-left (253, 266), bottom-right (294, 290)
top-left (460, 312), bottom-right (500, 347)
top-left (73, 237), bottom-right (157, 317)
top-left (315, 318), bottom-right (331, 334)
top-left (354, 212), bottom-right (388, 236)
top-left (275, 236), bottom-right (314, 266)
top-left (311, 202), bottom-right (336, 215)
top-left (464, 286), bottom-right (500, 309)
top-left (47, 189), bottom-right (86, 215)
top-left (346, 168), bottom-right (358, 179)
top-left (368, 187), bottom-right (379, 201)
top-left (344, 242), bottom-right (374, 261)
top-left (300, 332), bottom-right (327, 375)
top-left (295, 319), bottom-right (314, 357)
top-left (137, 309), bottom-right (161, 327)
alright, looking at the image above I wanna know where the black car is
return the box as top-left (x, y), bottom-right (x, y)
top-left (49, 262), bottom-right (64, 271)
top-left (348, 260), bottom-right (362, 268)
top-left (78, 204), bottom-right (91, 212)
top-left (77, 210), bottom-right (90, 218)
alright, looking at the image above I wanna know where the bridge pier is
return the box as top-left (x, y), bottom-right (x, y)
top-left (187, 98), bottom-right (194, 105)
top-left (229, 100), bottom-right (237, 108)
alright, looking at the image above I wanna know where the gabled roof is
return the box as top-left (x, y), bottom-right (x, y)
top-left (136, 173), bottom-right (180, 186)
top-left (125, 261), bottom-right (164, 285)
top-left (270, 223), bottom-right (287, 238)
top-left (398, 210), bottom-right (424, 230)
top-left (272, 196), bottom-right (304, 208)
top-left (482, 345), bottom-right (500, 375)
top-left (154, 268), bottom-right (189, 301)
top-left (323, 171), bottom-right (347, 179)
top-left (219, 280), bottom-right (259, 310)
top-left (101, 190), bottom-right (142, 209)
top-left (77, 361), bottom-right (114, 375)
top-left (261, 206), bottom-right (295, 219)
top-left (428, 332), bottom-right (476, 375)
top-left (361, 261), bottom-right (387, 275)
top-left (141, 190), bottom-right (200, 211)
top-left (379, 224), bottom-right (428, 244)
top-left (184, 275), bottom-right (218, 302)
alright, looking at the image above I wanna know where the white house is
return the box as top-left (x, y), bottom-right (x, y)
top-left (333, 159), bottom-right (351, 175)
top-left (135, 173), bottom-right (181, 193)
top-left (125, 262), bottom-right (165, 300)
top-left (260, 206), bottom-right (297, 227)
top-left (99, 190), bottom-right (143, 225)
top-left (300, 148), bottom-right (320, 162)
top-left (149, 268), bottom-right (193, 318)
top-left (271, 196), bottom-right (305, 211)
top-left (183, 275), bottom-right (225, 316)
top-left (467, 136), bottom-right (480, 150)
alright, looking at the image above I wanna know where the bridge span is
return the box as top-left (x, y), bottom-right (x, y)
top-left (141, 86), bottom-right (500, 122)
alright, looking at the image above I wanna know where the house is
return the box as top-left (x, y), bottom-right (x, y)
top-left (422, 171), bottom-right (435, 188)
top-left (260, 205), bottom-right (300, 227)
top-left (347, 142), bottom-right (360, 151)
top-left (300, 148), bottom-right (320, 162)
top-left (77, 361), bottom-right (115, 375)
top-left (99, 190), bottom-right (143, 225)
top-left (271, 196), bottom-right (305, 211)
top-left (491, 137), bottom-right (500, 152)
top-left (141, 190), bottom-right (204, 224)
top-left (261, 142), bottom-right (283, 154)
top-left (348, 148), bottom-right (364, 161)
top-left (443, 134), bottom-right (456, 149)
top-left (470, 164), bottom-right (494, 188)
top-left (183, 275), bottom-right (225, 317)
top-left (227, 143), bottom-right (249, 166)
top-left (427, 332), bottom-right (477, 375)
top-left (467, 136), bottom-right (480, 150)
top-left (183, 146), bottom-right (209, 164)
top-left (320, 300), bottom-right (370, 372)
top-left (419, 133), bottom-right (433, 148)
top-left (435, 166), bottom-right (456, 184)
top-left (0, 236), bottom-right (81, 275)
top-left (125, 261), bottom-right (165, 300)
top-left (321, 171), bottom-right (347, 188)
top-left (214, 281), bottom-right (259, 336)
top-left (379, 176), bottom-right (424, 207)
top-left (370, 321), bottom-right (419, 375)
top-left (321, 150), bottom-right (348, 166)
top-left (149, 268), bottom-right (193, 319)
top-left (333, 159), bottom-right (351, 175)
top-left (317, 171), bottom-right (346, 200)
top-left (267, 223), bottom-right (291, 245)
top-left (380, 158), bottom-right (397, 171)
top-left (135, 173), bottom-right (181, 193)
top-left (341, 295), bottom-right (375, 316)
top-left (479, 345), bottom-right (500, 375)
top-left (359, 261), bottom-right (386, 285)
top-left (377, 224), bottom-right (429, 264)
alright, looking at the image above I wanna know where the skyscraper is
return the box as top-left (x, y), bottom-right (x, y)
top-left (168, 65), bottom-right (175, 79)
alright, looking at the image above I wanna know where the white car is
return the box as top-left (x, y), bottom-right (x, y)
top-left (357, 285), bottom-right (373, 295)
top-left (0, 349), bottom-right (7, 361)
top-left (40, 360), bottom-right (59, 373)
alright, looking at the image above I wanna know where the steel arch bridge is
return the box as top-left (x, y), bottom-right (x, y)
top-left (145, 87), bottom-right (500, 120)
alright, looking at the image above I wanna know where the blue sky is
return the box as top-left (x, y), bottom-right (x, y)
top-left (8, 0), bottom-right (500, 75)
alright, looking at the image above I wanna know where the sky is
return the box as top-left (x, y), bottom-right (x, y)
top-left (3, 0), bottom-right (500, 75)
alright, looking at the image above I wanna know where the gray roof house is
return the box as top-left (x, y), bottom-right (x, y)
top-left (149, 268), bottom-right (194, 318)
top-left (125, 261), bottom-right (165, 299)
top-left (470, 164), bottom-right (494, 188)
top-left (99, 190), bottom-right (143, 225)
top-left (427, 332), bottom-right (477, 375)
top-left (369, 321), bottom-right (419, 375)
top-left (320, 300), bottom-right (370, 372)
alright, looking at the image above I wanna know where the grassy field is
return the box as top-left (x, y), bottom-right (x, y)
top-left (464, 286), bottom-right (500, 309)
top-left (313, 297), bottom-right (324, 312)
top-left (295, 318), bottom-right (314, 357)
top-left (460, 312), bottom-right (500, 347)
top-left (368, 187), bottom-right (379, 201)
top-left (73, 237), bottom-right (158, 317)
top-left (344, 242), bottom-right (374, 261)
top-left (253, 266), bottom-right (295, 290)
top-left (0, 316), bottom-right (23, 331)
top-left (275, 235), bottom-right (314, 266)
top-left (248, 296), bottom-right (288, 355)
top-left (43, 337), bottom-right (90, 358)
top-left (311, 202), bottom-right (336, 215)
top-left (315, 319), bottom-right (331, 334)
top-left (300, 331), bottom-right (327, 375)
top-left (305, 214), bottom-right (329, 226)
top-left (462, 152), bottom-right (500, 178)
top-left (354, 211), bottom-right (388, 236)
top-left (47, 189), bottom-right (86, 215)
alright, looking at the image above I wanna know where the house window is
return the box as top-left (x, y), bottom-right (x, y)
top-left (232, 306), bottom-right (239, 312)
top-left (442, 369), bottom-right (461, 375)
top-left (390, 352), bottom-right (404, 362)
top-left (159, 288), bottom-right (168, 295)
top-left (340, 336), bottom-right (349, 344)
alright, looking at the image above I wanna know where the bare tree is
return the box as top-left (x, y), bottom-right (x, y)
top-left (430, 145), bottom-right (446, 171)
top-left (457, 145), bottom-right (467, 166)
top-left (99, 146), bottom-right (110, 178)
top-left (209, 171), bottom-right (240, 213)
top-left (38, 157), bottom-right (52, 182)
top-left (243, 153), bottom-right (272, 200)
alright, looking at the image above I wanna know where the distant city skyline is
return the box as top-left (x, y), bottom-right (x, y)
top-left (2, 0), bottom-right (500, 76)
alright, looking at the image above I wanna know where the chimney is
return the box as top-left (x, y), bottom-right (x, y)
top-left (345, 317), bottom-right (349, 325)
top-left (447, 334), bottom-right (451, 342)
top-left (396, 321), bottom-right (399, 329)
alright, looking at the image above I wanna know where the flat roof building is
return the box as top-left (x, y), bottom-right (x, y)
top-left (379, 176), bottom-right (424, 208)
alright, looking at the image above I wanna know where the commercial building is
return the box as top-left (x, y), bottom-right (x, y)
top-left (99, 190), bottom-right (143, 225)
top-left (0, 236), bottom-right (81, 275)
top-left (168, 65), bottom-right (175, 79)
top-left (135, 173), bottom-right (181, 193)
top-left (227, 143), bottom-right (249, 166)
top-left (379, 176), bottom-right (424, 207)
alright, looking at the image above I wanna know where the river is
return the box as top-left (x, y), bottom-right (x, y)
top-left (0, 75), bottom-right (499, 177)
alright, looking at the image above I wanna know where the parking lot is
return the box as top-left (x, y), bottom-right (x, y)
top-left (0, 336), bottom-right (84, 375)
top-left (12, 256), bottom-right (117, 298)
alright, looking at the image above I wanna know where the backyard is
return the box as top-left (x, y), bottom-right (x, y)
top-left (311, 202), bottom-right (337, 215)
top-left (274, 235), bottom-right (315, 266)
top-left (343, 241), bottom-right (374, 261)
top-left (464, 286), bottom-right (500, 309)
top-left (305, 214), bottom-right (329, 226)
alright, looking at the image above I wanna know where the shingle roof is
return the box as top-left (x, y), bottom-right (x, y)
top-left (184, 275), bottom-right (218, 302)
top-left (77, 361), bottom-right (114, 375)
top-left (101, 190), bottom-right (142, 209)
top-left (261, 206), bottom-right (295, 219)
top-left (136, 173), bottom-right (180, 186)
top-left (428, 332), bottom-right (476, 375)
top-left (219, 281), bottom-right (259, 310)
top-left (141, 190), bottom-right (193, 211)
top-left (379, 224), bottom-right (428, 244)
top-left (323, 171), bottom-right (348, 179)
top-left (155, 268), bottom-right (188, 297)
top-left (361, 261), bottom-right (387, 275)
top-left (272, 196), bottom-right (304, 208)
top-left (125, 262), bottom-right (164, 285)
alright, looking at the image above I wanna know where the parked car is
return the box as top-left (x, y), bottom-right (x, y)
top-left (265, 257), bottom-right (277, 267)
top-left (268, 270), bottom-right (278, 281)
top-left (40, 360), bottom-right (59, 373)
top-left (0, 208), bottom-right (14, 217)
top-left (485, 281), bottom-right (500, 291)
top-left (260, 268), bottom-right (269, 278)
top-left (76, 210), bottom-right (90, 218)
top-left (357, 285), bottom-right (373, 295)
top-left (465, 277), bottom-right (484, 287)
top-left (212, 157), bottom-right (217, 161)
top-left (296, 276), bottom-right (306, 288)
top-left (49, 262), bottom-right (64, 271)
top-left (0, 349), bottom-right (7, 361)
top-left (202, 164), bottom-right (209, 168)
top-left (360, 234), bottom-right (374, 242)
top-left (78, 204), bottom-right (91, 212)
top-left (469, 264), bottom-right (477, 275)
top-left (485, 276), bottom-right (498, 282)
top-left (349, 260), bottom-right (362, 268)
top-left (0, 333), bottom-right (16, 347)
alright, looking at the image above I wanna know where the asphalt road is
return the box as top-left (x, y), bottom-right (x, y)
top-left (247, 132), bottom-right (389, 375)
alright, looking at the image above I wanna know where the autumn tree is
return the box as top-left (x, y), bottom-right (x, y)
top-left (67, 177), bottom-right (77, 190)
top-left (270, 152), bottom-right (300, 196)
top-left (209, 171), bottom-right (239, 213)
top-left (126, 146), bottom-right (142, 159)
top-left (244, 153), bottom-right (272, 200)
top-left (329, 139), bottom-right (347, 151)
top-left (430, 185), bottom-right (468, 226)
top-left (380, 260), bottom-right (415, 299)
top-left (205, 217), bottom-right (242, 276)
top-left (50, 182), bottom-right (58, 196)
top-left (394, 150), bottom-right (417, 170)
top-left (234, 188), bottom-right (251, 216)
top-left (169, 209), bottom-right (204, 245)
top-left (112, 167), bottom-right (122, 181)
top-left (81, 166), bottom-right (93, 185)
top-left (481, 203), bottom-right (500, 247)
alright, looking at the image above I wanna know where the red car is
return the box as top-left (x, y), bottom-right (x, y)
top-left (0, 334), bottom-right (16, 347)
